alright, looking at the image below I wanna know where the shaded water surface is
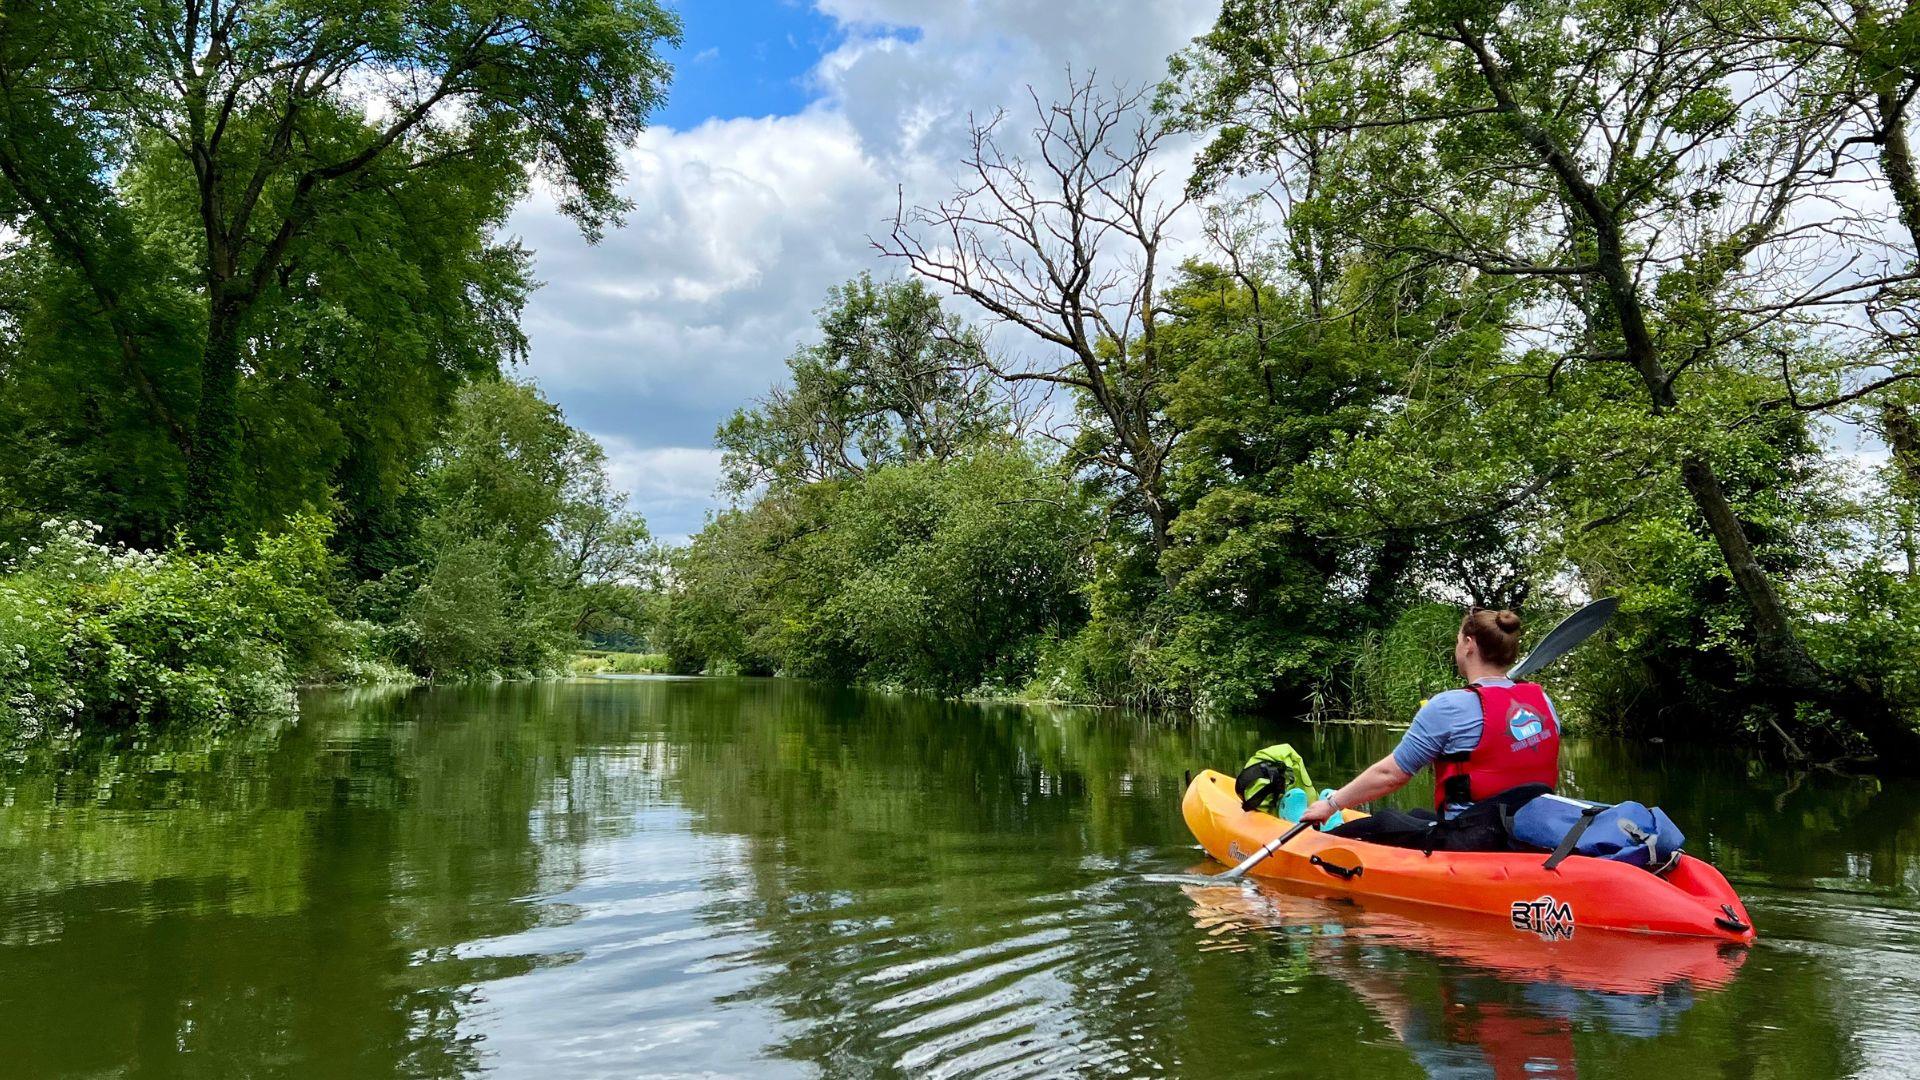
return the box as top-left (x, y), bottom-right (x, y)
top-left (1, 678), bottom-right (1916, 1078)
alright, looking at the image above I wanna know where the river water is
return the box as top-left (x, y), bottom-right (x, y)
top-left (1, 677), bottom-right (1915, 1078)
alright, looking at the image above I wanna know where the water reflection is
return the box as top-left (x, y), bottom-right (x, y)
top-left (0, 678), bottom-right (1912, 1077)
top-left (1184, 882), bottom-right (1746, 1078)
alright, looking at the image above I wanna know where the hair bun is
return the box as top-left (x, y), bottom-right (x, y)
top-left (1495, 610), bottom-right (1522, 633)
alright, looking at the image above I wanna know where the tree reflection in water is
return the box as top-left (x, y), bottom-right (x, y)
top-left (0, 678), bottom-right (1906, 1077)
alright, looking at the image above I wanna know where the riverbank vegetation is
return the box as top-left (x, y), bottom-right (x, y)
top-left (0, 2), bottom-right (676, 743)
top-left (569, 651), bottom-right (673, 676)
top-left (660, 1), bottom-right (1920, 770)
top-left (3, 0), bottom-right (1917, 770)
top-left (0, 377), bottom-right (655, 742)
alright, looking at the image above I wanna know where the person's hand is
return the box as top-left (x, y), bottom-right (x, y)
top-left (1299, 798), bottom-right (1335, 826)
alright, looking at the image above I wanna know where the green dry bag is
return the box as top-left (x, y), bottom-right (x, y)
top-left (1234, 744), bottom-right (1314, 813)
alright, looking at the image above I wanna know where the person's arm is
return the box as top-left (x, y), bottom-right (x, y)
top-left (1300, 754), bottom-right (1412, 824)
top-left (1298, 691), bottom-right (1471, 825)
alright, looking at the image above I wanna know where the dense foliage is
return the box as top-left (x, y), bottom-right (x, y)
top-left (0, 516), bottom-right (339, 742)
top-left (3, 0), bottom-right (1917, 773)
top-left (674, 0), bottom-right (1920, 769)
top-left (662, 278), bottom-right (1086, 695)
top-left (714, 274), bottom-right (1005, 493)
top-left (1147, 0), bottom-right (1920, 764)
top-left (0, 0), bottom-right (677, 541)
top-left (0, 4), bottom-right (674, 741)
top-left (0, 377), bottom-right (653, 744)
top-left (660, 444), bottom-right (1090, 694)
top-left (382, 380), bottom-right (655, 679)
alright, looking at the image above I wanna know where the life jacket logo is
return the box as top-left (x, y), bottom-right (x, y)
top-left (1510, 894), bottom-right (1575, 940)
top-left (1507, 702), bottom-right (1548, 749)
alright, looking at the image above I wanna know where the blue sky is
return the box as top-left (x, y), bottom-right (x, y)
top-left (652, 3), bottom-right (845, 130)
top-left (510, 0), bottom-right (1218, 541)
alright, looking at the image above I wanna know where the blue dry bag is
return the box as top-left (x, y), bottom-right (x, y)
top-left (1512, 793), bottom-right (1686, 870)
top-left (1278, 787), bottom-right (1343, 830)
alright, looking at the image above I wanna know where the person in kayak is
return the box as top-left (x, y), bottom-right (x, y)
top-left (1297, 608), bottom-right (1559, 844)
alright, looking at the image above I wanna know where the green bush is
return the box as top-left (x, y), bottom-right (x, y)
top-left (1797, 565), bottom-right (1920, 745)
top-left (657, 447), bottom-right (1092, 694)
top-left (1028, 619), bottom-right (1155, 706)
top-left (402, 538), bottom-right (519, 677)
top-left (820, 450), bottom-right (1091, 695)
top-left (0, 514), bottom-right (343, 743)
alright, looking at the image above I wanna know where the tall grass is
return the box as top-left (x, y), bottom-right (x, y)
top-left (1341, 603), bottom-right (1465, 723)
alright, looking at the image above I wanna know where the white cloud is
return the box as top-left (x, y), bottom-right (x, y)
top-left (510, 0), bottom-right (1219, 540)
top-left (595, 437), bottom-right (727, 545)
top-left (512, 108), bottom-right (889, 409)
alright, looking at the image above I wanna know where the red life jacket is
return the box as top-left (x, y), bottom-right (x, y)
top-left (1431, 681), bottom-right (1559, 810)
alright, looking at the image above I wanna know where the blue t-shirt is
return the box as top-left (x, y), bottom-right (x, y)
top-left (1391, 679), bottom-right (1560, 778)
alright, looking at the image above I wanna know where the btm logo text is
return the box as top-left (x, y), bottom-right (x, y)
top-left (1510, 895), bottom-right (1575, 940)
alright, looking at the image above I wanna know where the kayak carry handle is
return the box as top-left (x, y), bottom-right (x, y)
top-left (1310, 854), bottom-right (1363, 880)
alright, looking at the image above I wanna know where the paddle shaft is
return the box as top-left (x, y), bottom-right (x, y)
top-left (1220, 818), bottom-right (1315, 880)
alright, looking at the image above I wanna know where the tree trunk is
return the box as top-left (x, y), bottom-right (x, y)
top-left (1885, 401), bottom-right (1920, 579)
top-left (1683, 453), bottom-right (1920, 766)
top-left (1878, 87), bottom-right (1920, 249)
top-left (1905, 503), bottom-right (1918, 581)
top-left (1885, 399), bottom-right (1920, 499)
top-left (1876, 86), bottom-right (1920, 560)
top-left (1361, 535), bottom-right (1414, 619)
top-left (1140, 469), bottom-right (1172, 557)
top-left (1675, 459), bottom-right (1818, 684)
top-left (187, 301), bottom-right (244, 540)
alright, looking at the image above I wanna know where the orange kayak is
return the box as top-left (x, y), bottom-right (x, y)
top-left (1183, 769), bottom-right (1756, 944)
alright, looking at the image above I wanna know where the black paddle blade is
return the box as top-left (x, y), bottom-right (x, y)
top-left (1507, 596), bottom-right (1620, 680)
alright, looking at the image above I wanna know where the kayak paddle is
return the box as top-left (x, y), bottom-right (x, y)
top-left (1507, 596), bottom-right (1619, 680)
top-left (1220, 818), bottom-right (1315, 881)
top-left (1218, 596), bottom-right (1620, 882)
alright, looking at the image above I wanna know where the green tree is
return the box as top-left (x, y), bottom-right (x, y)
top-left (1172, 0), bottom-right (1920, 762)
top-left (682, 276), bottom-right (1080, 692)
top-left (0, 110), bottom-right (536, 552)
top-left (0, 0), bottom-right (679, 538)
top-left (659, 447), bottom-right (1091, 694)
top-left (715, 274), bottom-right (1004, 493)
top-left (1140, 261), bottom-right (1413, 711)
top-left (816, 449), bottom-right (1092, 694)
top-left (397, 379), bottom-right (651, 677)
top-left (554, 457), bottom-right (657, 638)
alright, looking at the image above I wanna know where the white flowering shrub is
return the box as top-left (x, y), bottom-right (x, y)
top-left (0, 514), bottom-right (343, 743)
